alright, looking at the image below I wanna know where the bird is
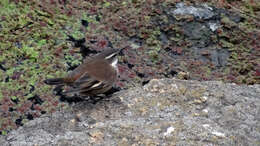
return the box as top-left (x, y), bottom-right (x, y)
top-left (44, 48), bottom-right (122, 98)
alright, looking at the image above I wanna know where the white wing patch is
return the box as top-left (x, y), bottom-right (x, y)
top-left (91, 82), bottom-right (103, 88)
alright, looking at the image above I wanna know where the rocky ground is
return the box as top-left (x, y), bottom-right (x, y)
top-left (1, 78), bottom-right (259, 146)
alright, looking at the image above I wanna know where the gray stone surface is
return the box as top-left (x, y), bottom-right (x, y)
top-left (1, 78), bottom-right (260, 146)
top-left (172, 3), bottom-right (215, 19)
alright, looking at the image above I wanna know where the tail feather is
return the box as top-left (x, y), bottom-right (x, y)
top-left (44, 78), bottom-right (64, 85)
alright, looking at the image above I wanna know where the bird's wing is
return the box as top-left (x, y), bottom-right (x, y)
top-left (79, 82), bottom-right (112, 96)
top-left (62, 72), bottom-right (111, 96)
top-left (73, 72), bottom-right (97, 87)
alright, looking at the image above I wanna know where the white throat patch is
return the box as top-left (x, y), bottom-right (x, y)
top-left (111, 58), bottom-right (118, 68)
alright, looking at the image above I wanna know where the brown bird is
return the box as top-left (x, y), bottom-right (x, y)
top-left (44, 48), bottom-right (121, 97)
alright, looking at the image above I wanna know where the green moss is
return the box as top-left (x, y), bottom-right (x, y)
top-left (0, 0), bottom-right (17, 15)
top-left (0, 92), bottom-right (3, 101)
top-left (220, 15), bottom-right (237, 28)
top-left (25, 93), bottom-right (34, 100)
top-left (37, 39), bottom-right (47, 46)
top-left (71, 30), bottom-right (85, 40)
top-left (21, 45), bottom-right (39, 60)
top-left (103, 0), bottom-right (111, 7)
top-left (1, 130), bottom-right (7, 136)
top-left (220, 39), bottom-right (234, 48)
top-left (149, 49), bottom-right (160, 62)
top-left (10, 96), bottom-right (17, 100)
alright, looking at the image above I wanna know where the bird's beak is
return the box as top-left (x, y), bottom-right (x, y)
top-left (119, 46), bottom-right (129, 54)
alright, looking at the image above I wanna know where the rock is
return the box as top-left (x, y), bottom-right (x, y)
top-left (172, 3), bottom-right (215, 20)
top-left (1, 78), bottom-right (259, 146)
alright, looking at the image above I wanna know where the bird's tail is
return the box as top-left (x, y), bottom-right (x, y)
top-left (44, 78), bottom-right (65, 85)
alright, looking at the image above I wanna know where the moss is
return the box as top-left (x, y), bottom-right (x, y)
top-left (0, 92), bottom-right (3, 101)
top-left (220, 15), bottom-right (237, 28)
top-left (0, 0), bottom-right (17, 15)
top-left (220, 39), bottom-right (234, 48)
top-left (103, 1), bottom-right (111, 7)
top-left (0, 0), bottom-right (81, 133)
top-left (1, 130), bottom-right (7, 135)
top-left (71, 30), bottom-right (85, 40)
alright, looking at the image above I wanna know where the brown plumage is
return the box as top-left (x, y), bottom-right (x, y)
top-left (44, 48), bottom-right (120, 97)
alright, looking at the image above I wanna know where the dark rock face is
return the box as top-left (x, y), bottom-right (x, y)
top-left (1, 78), bottom-right (259, 146)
